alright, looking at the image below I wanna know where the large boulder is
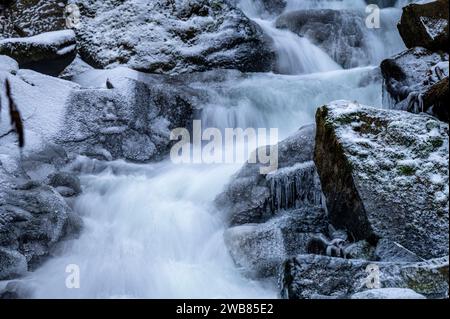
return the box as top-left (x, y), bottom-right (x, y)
top-left (0, 0), bottom-right (68, 39)
top-left (0, 30), bottom-right (77, 76)
top-left (1, 62), bottom-right (198, 163)
top-left (216, 124), bottom-right (323, 226)
top-left (398, 0), bottom-right (449, 52)
top-left (381, 47), bottom-right (448, 122)
top-left (56, 68), bottom-right (198, 162)
top-left (314, 101), bottom-right (449, 260)
top-left (73, 0), bottom-right (275, 74)
top-left (280, 254), bottom-right (449, 299)
top-left (224, 207), bottom-right (327, 278)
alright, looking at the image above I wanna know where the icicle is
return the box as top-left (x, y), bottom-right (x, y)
top-left (267, 161), bottom-right (323, 213)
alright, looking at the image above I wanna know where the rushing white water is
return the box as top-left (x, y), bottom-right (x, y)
top-left (21, 0), bottom-right (403, 298)
top-left (27, 161), bottom-right (276, 298)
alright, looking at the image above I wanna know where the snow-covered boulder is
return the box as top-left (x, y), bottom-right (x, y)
top-left (398, 0), bottom-right (449, 52)
top-left (216, 124), bottom-right (323, 226)
top-left (56, 68), bottom-right (198, 162)
top-left (381, 47), bottom-right (448, 122)
top-left (73, 0), bottom-right (274, 74)
top-left (0, 0), bottom-right (68, 39)
top-left (224, 207), bottom-right (327, 278)
top-left (314, 101), bottom-right (449, 260)
top-left (0, 30), bottom-right (77, 76)
top-left (350, 288), bottom-right (426, 299)
top-left (280, 255), bottom-right (449, 299)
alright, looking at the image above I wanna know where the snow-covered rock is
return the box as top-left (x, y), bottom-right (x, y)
top-left (0, 0), bottom-right (68, 39)
top-left (216, 124), bottom-right (323, 226)
top-left (350, 288), bottom-right (426, 299)
top-left (0, 173), bottom-right (83, 272)
top-left (0, 30), bottom-right (77, 76)
top-left (0, 55), bottom-right (18, 74)
top-left (280, 254), bottom-right (449, 299)
top-left (374, 239), bottom-right (422, 262)
top-left (224, 207), bottom-right (327, 278)
top-left (73, 0), bottom-right (274, 74)
top-left (57, 68), bottom-right (198, 162)
top-left (314, 101), bottom-right (449, 260)
top-left (0, 247), bottom-right (27, 280)
top-left (381, 47), bottom-right (448, 122)
top-left (398, 0), bottom-right (449, 52)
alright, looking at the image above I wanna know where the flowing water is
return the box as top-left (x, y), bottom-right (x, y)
top-left (24, 0), bottom-right (410, 298)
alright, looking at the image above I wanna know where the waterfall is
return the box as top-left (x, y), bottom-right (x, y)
top-left (21, 0), bottom-right (404, 298)
top-left (256, 19), bottom-right (342, 74)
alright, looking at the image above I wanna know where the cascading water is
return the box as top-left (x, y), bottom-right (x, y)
top-left (22, 0), bottom-right (410, 298)
top-left (256, 19), bottom-right (342, 74)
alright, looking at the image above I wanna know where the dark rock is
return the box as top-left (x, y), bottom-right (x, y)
top-left (0, 30), bottom-right (77, 76)
top-left (422, 76), bottom-right (449, 122)
top-left (344, 240), bottom-right (376, 260)
top-left (381, 47), bottom-right (449, 122)
top-left (314, 101), bottom-right (449, 259)
top-left (365, 0), bottom-right (398, 8)
top-left (73, 0), bottom-right (275, 74)
top-left (46, 172), bottom-right (82, 197)
top-left (21, 144), bottom-right (70, 182)
top-left (375, 239), bottom-right (422, 263)
top-left (280, 254), bottom-right (449, 299)
top-left (398, 0), bottom-right (449, 52)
